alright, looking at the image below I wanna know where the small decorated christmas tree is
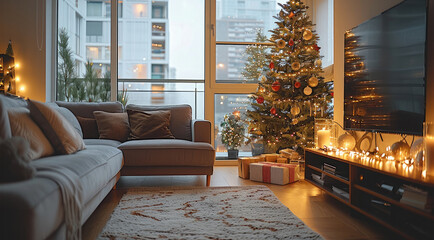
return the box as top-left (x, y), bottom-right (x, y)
top-left (246, 0), bottom-right (333, 154)
top-left (6, 40), bottom-right (14, 57)
top-left (220, 112), bottom-right (246, 151)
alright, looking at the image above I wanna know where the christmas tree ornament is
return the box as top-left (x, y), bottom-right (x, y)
top-left (308, 76), bottom-right (319, 87)
top-left (277, 39), bottom-right (286, 48)
top-left (291, 62), bottom-right (301, 71)
top-left (390, 140), bottom-right (410, 161)
top-left (337, 132), bottom-right (356, 150)
top-left (261, 75), bottom-right (267, 82)
top-left (270, 107), bottom-right (277, 115)
top-left (288, 39), bottom-right (294, 46)
top-left (294, 81), bottom-right (301, 89)
top-left (303, 86), bottom-right (312, 95)
top-left (313, 44), bottom-right (321, 51)
top-left (256, 96), bottom-right (264, 104)
top-left (292, 118), bottom-right (299, 125)
top-left (290, 104), bottom-right (301, 116)
top-left (270, 61), bottom-right (275, 69)
top-left (303, 30), bottom-right (313, 41)
top-left (315, 59), bottom-right (322, 67)
top-left (289, 11), bottom-right (295, 18)
top-left (271, 80), bottom-right (281, 92)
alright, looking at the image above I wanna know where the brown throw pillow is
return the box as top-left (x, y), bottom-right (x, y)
top-left (93, 111), bottom-right (130, 142)
top-left (127, 109), bottom-right (175, 140)
top-left (8, 108), bottom-right (55, 160)
top-left (76, 116), bottom-right (99, 139)
top-left (27, 99), bottom-right (85, 155)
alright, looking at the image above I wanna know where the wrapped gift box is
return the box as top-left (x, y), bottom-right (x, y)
top-left (249, 162), bottom-right (300, 185)
top-left (261, 153), bottom-right (279, 162)
top-left (237, 156), bottom-right (262, 179)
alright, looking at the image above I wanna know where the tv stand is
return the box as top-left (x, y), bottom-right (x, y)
top-left (304, 148), bottom-right (434, 239)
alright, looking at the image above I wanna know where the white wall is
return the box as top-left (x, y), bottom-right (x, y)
top-left (333, 0), bottom-right (417, 152)
top-left (0, 0), bottom-right (51, 101)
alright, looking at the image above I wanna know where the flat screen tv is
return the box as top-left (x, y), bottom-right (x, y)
top-left (344, 0), bottom-right (427, 136)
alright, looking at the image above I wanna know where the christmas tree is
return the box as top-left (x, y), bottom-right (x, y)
top-left (241, 29), bottom-right (268, 82)
top-left (6, 40), bottom-right (14, 57)
top-left (246, 0), bottom-right (333, 154)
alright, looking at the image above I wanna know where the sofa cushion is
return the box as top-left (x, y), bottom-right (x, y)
top-left (0, 95), bottom-right (12, 140)
top-left (28, 99), bottom-right (85, 155)
top-left (118, 139), bottom-right (215, 167)
top-left (76, 116), bottom-right (99, 139)
top-left (0, 137), bottom-right (36, 182)
top-left (56, 101), bottom-right (123, 119)
top-left (8, 108), bottom-right (55, 160)
top-left (126, 104), bottom-right (192, 141)
top-left (84, 139), bottom-right (121, 148)
top-left (127, 109), bottom-right (175, 140)
top-left (94, 111), bottom-right (130, 142)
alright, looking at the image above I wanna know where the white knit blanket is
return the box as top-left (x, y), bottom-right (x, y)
top-left (37, 166), bottom-right (83, 240)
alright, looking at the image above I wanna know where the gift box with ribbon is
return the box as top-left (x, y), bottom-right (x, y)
top-left (249, 162), bottom-right (300, 185)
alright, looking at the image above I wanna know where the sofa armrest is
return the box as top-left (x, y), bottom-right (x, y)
top-left (191, 120), bottom-right (211, 144)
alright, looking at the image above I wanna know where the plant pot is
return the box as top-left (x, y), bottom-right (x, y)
top-left (227, 149), bottom-right (239, 159)
top-left (251, 143), bottom-right (264, 156)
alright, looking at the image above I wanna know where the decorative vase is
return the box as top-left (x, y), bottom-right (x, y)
top-left (314, 118), bottom-right (337, 149)
top-left (227, 149), bottom-right (239, 159)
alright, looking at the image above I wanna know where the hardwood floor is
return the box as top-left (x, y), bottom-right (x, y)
top-left (83, 166), bottom-right (398, 240)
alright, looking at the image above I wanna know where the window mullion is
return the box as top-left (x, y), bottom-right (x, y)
top-left (110, 0), bottom-right (118, 101)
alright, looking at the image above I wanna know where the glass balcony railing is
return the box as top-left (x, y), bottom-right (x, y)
top-left (118, 79), bottom-right (204, 119)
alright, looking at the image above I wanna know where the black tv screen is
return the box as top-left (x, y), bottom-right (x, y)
top-left (344, 0), bottom-right (427, 136)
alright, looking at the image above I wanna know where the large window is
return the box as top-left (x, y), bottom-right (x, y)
top-left (210, 0), bottom-right (285, 159)
top-left (55, 0), bottom-right (332, 160)
top-left (57, 0), bottom-right (111, 102)
top-left (118, 0), bottom-right (204, 119)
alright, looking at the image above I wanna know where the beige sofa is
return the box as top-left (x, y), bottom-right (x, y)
top-left (56, 101), bottom-right (215, 185)
top-left (0, 95), bottom-right (215, 240)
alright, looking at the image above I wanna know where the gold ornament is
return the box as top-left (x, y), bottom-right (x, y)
top-left (337, 132), bottom-right (356, 150)
top-left (391, 140), bottom-right (410, 161)
top-left (291, 62), bottom-right (301, 71)
top-left (290, 104), bottom-right (301, 116)
top-left (261, 75), bottom-right (267, 82)
top-left (292, 118), bottom-right (299, 125)
top-left (303, 30), bottom-right (313, 40)
top-left (315, 59), bottom-right (322, 67)
top-left (277, 39), bottom-right (286, 48)
top-left (303, 86), bottom-right (312, 95)
top-left (308, 77), bottom-right (319, 87)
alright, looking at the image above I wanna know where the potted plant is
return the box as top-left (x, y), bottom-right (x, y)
top-left (220, 111), bottom-right (246, 159)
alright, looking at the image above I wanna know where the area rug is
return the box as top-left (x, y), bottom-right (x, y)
top-left (98, 186), bottom-right (322, 239)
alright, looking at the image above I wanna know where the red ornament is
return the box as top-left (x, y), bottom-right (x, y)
top-left (289, 12), bottom-right (295, 18)
top-left (256, 96), bottom-right (264, 104)
top-left (289, 39), bottom-right (294, 46)
top-left (313, 44), bottom-right (321, 51)
top-left (294, 81), bottom-right (301, 89)
top-left (269, 61), bottom-right (275, 69)
top-left (331, 92), bottom-right (334, 97)
top-left (270, 107), bottom-right (277, 115)
top-left (271, 80), bottom-right (281, 92)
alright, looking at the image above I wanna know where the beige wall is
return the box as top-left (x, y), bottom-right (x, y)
top-left (0, 0), bottom-right (47, 101)
top-left (332, 0), bottom-right (422, 152)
